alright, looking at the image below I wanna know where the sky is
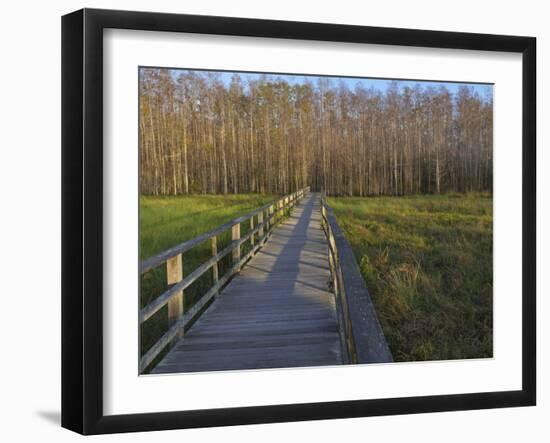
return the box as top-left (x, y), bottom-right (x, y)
top-left (164, 68), bottom-right (493, 101)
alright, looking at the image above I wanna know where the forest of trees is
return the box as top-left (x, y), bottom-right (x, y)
top-left (139, 68), bottom-right (493, 196)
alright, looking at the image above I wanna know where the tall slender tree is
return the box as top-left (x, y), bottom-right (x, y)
top-left (139, 69), bottom-right (493, 196)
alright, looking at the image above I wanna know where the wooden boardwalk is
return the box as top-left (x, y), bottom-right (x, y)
top-left (153, 193), bottom-right (344, 373)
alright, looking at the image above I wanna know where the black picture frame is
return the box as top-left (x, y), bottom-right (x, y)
top-left (61, 8), bottom-right (536, 435)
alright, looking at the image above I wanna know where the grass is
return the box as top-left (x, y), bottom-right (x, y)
top-left (140, 194), bottom-right (274, 259)
top-left (328, 193), bottom-right (493, 362)
top-left (139, 193), bottom-right (275, 371)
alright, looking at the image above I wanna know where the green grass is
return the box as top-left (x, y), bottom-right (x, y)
top-left (328, 193), bottom-right (493, 362)
top-left (139, 193), bottom-right (275, 370)
top-left (140, 194), bottom-right (275, 259)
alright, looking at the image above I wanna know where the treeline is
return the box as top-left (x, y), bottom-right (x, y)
top-left (139, 69), bottom-right (493, 196)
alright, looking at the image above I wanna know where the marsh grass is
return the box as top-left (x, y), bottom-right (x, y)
top-left (328, 193), bottom-right (493, 362)
top-left (139, 194), bottom-right (274, 371)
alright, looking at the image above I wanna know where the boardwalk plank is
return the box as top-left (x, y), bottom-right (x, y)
top-left (152, 193), bottom-right (343, 374)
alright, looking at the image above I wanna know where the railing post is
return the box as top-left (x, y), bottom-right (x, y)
top-left (258, 211), bottom-right (264, 242)
top-left (328, 244), bottom-right (338, 298)
top-left (166, 253), bottom-right (184, 340)
top-left (211, 236), bottom-right (219, 292)
top-left (232, 222), bottom-right (241, 267)
top-left (250, 215), bottom-right (255, 247)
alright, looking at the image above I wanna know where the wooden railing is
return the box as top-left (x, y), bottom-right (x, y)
top-left (320, 192), bottom-right (393, 364)
top-left (139, 187), bottom-right (310, 372)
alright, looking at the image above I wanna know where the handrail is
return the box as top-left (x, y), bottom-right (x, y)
top-left (320, 192), bottom-right (393, 364)
top-left (139, 186), bottom-right (310, 372)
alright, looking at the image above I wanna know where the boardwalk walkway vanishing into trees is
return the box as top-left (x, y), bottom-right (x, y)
top-left (139, 189), bottom-right (392, 374)
top-left (153, 193), bottom-right (342, 373)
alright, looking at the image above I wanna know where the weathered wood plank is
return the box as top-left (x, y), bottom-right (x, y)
top-left (232, 223), bottom-right (241, 266)
top-left (166, 254), bottom-right (183, 340)
top-left (258, 211), bottom-right (264, 241)
top-left (249, 216), bottom-right (255, 247)
top-left (184, 317), bottom-right (338, 333)
top-left (163, 344), bottom-right (341, 364)
top-left (171, 334), bottom-right (339, 352)
top-left (197, 311), bottom-right (337, 324)
top-left (211, 236), bottom-right (219, 294)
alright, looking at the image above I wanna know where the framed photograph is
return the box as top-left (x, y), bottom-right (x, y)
top-left (62, 8), bottom-right (536, 434)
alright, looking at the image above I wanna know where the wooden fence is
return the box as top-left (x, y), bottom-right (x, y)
top-left (139, 187), bottom-right (310, 372)
top-left (320, 193), bottom-right (393, 364)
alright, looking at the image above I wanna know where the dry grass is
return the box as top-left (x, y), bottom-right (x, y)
top-left (329, 193), bottom-right (493, 362)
